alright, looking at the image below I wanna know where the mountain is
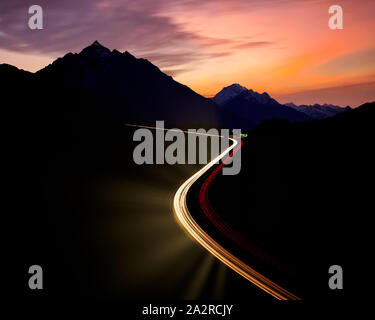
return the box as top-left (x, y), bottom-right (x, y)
top-left (213, 83), bottom-right (248, 105)
top-left (207, 100), bottom-right (375, 298)
top-left (0, 43), bottom-right (354, 130)
top-left (32, 41), bottom-right (228, 128)
top-left (213, 84), bottom-right (280, 106)
top-left (213, 84), bottom-right (311, 126)
top-left (284, 102), bottom-right (351, 120)
top-left (0, 63), bottom-right (33, 83)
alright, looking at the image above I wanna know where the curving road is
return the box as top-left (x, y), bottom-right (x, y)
top-left (173, 132), bottom-right (301, 300)
top-left (127, 124), bottom-right (300, 300)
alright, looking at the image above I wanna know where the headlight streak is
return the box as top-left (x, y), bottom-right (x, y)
top-left (172, 135), bottom-right (301, 301)
top-left (126, 124), bottom-right (300, 300)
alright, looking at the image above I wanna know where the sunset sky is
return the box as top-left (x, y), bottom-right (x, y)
top-left (1, 0), bottom-right (374, 106)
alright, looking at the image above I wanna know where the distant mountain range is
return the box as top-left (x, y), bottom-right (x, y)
top-left (212, 84), bottom-right (351, 125)
top-left (0, 41), bottom-right (354, 130)
top-left (284, 102), bottom-right (351, 120)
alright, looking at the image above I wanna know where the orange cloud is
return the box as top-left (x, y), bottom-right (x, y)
top-left (1, 0), bottom-right (374, 106)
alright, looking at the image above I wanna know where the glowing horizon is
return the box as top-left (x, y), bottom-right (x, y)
top-left (1, 0), bottom-right (374, 107)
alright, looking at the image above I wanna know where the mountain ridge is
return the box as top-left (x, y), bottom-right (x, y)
top-left (213, 84), bottom-right (311, 125)
top-left (284, 102), bottom-right (351, 120)
top-left (23, 41), bottom-right (232, 128)
top-left (213, 83), bottom-right (351, 123)
top-left (0, 43), bottom-right (355, 129)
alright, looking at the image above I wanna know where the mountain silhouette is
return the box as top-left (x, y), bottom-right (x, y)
top-left (2, 41), bottom-right (374, 299)
top-left (0, 42), bottom-right (358, 130)
top-left (284, 102), bottom-right (351, 120)
top-left (33, 40), bottom-right (229, 128)
top-left (213, 84), bottom-right (311, 126)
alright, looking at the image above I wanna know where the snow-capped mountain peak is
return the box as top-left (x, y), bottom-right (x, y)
top-left (213, 83), bottom-right (248, 105)
top-left (284, 102), bottom-right (351, 120)
top-left (213, 83), bottom-right (274, 106)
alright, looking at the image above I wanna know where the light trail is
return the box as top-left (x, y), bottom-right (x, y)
top-left (172, 134), bottom-right (301, 300)
top-left (126, 124), bottom-right (300, 300)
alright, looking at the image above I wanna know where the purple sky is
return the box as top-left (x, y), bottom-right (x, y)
top-left (1, 0), bottom-right (375, 106)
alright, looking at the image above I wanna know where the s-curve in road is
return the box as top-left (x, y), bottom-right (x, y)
top-left (172, 130), bottom-right (300, 301)
top-left (127, 124), bottom-right (300, 300)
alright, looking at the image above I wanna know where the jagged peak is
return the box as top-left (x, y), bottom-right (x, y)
top-left (226, 83), bottom-right (248, 91)
top-left (79, 40), bottom-right (111, 56)
top-left (123, 50), bottom-right (136, 59)
top-left (92, 40), bottom-right (103, 47)
top-left (214, 83), bottom-right (274, 106)
top-left (213, 83), bottom-right (248, 105)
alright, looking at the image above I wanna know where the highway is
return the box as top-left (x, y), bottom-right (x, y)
top-left (127, 124), bottom-right (300, 300)
top-left (172, 131), bottom-right (301, 300)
